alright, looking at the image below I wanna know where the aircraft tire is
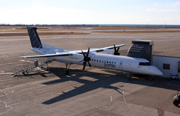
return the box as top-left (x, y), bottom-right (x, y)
top-left (65, 70), bottom-right (70, 75)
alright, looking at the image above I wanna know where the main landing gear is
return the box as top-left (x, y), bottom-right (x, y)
top-left (64, 64), bottom-right (71, 75)
top-left (149, 76), bottom-right (154, 81)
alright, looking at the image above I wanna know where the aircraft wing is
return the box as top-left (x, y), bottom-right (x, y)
top-left (20, 52), bottom-right (73, 58)
top-left (21, 44), bottom-right (125, 58)
top-left (69, 44), bottom-right (125, 53)
top-left (93, 44), bottom-right (125, 52)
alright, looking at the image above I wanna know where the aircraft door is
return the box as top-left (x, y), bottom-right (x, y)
top-left (119, 61), bottom-right (123, 70)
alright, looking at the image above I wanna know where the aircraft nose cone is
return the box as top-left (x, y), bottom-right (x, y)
top-left (153, 67), bottom-right (163, 76)
top-left (155, 70), bottom-right (163, 76)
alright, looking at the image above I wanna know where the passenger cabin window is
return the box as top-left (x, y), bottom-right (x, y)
top-left (139, 62), bottom-right (151, 66)
top-left (163, 63), bottom-right (170, 70)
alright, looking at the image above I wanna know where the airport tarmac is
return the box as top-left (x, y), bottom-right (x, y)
top-left (0, 28), bottom-right (180, 116)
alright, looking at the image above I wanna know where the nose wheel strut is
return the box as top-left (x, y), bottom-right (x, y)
top-left (65, 64), bottom-right (71, 75)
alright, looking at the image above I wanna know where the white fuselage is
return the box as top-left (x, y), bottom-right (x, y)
top-left (32, 47), bottom-right (162, 76)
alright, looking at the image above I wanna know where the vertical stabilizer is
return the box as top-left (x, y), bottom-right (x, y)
top-left (27, 27), bottom-right (43, 48)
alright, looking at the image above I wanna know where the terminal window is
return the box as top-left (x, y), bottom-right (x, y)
top-left (163, 63), bottom-right (170, 70)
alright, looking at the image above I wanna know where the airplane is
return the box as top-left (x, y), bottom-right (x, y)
top-left (21, 27), bottom-right (163, 77)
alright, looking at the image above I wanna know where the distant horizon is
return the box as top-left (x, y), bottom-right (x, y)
top-left (1, 23), bottom-right (180, 27)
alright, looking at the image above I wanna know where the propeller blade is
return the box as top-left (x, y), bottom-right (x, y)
top-left (87, 47), bottom-right (90, 57)
top-left (87, 61), bottom-right (91, 67)
top-left (83, 62), bottom-right (86, 70)
top-left (113, 45), bottom-right (120, 55)
top-left (81, 50), bottom-right (86, 57)
top-left (114, 45), bottom-right (116, 51)
top-left (81, 48), bottom-right (91, 70)
top-left (117, 47), bottom-right (120, 51)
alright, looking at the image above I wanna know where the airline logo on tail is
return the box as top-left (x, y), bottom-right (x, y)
top-left (27, 27), bottom-right (43, 48)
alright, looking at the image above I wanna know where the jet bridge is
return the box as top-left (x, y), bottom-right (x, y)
top-left (127, 40), bottom-right (154, 63)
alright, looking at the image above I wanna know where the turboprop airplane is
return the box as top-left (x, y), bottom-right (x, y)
top-left (21, 27), bottom-right (163, 76)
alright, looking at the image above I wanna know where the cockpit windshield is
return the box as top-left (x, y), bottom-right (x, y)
top-left (139, 62), bottom-right (151, 66)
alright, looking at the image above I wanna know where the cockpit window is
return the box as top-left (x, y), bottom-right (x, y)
top-left (139, 62), bottom-right (151, 66)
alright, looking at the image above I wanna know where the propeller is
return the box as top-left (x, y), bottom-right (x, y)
top-left (113, 45), bottom-right (120, 55)
top-left (81, 48), bottom-right (91, 70)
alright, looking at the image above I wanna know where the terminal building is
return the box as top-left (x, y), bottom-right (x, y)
top-left (153, 55), bottom-right (180, 78)
top-left (127, 40), bottom-right (180, 79)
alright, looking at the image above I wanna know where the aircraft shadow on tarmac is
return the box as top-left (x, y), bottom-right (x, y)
top-left (41, 67), bottom-right (180, 105)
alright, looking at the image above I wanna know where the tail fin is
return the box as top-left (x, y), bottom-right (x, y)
top-left (27, 27), bottom-right (43, 48)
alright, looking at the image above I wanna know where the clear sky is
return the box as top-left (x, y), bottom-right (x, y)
top-left (0, 0), bottom-right (180, 24)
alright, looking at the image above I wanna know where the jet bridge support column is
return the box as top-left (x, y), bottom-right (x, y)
top-left (127, 40), bottom-right (154, 63)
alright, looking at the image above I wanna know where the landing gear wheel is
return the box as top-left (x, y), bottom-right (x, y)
top-left (64, 64), bottom-right (71, 75)
top-left (64, 70), bottom-right (70, 75)
top-left (149, 76), bottom-right (154, 81)
top-left (149, 77), bottom-right (153, 81)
